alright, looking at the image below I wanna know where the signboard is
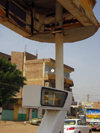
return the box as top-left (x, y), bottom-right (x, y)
top-left (22, 85), bottom-right (72, 110)
top-left (41, 87), bottom-right (68, 107)
top-left (86, 109), bottom-right (100, 122)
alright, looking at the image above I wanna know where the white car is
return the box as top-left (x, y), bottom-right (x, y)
top-left (64, 119), bottom-right (92, 133)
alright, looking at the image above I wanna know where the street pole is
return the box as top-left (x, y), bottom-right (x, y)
top-left (55, 1), bottom-right (64, 91)
top-left (55, 32), bottom-right (64, 90)
top-left (37, 2), bottom-right (66, 133)
top-left (55, 2), bottom-right (64, 133)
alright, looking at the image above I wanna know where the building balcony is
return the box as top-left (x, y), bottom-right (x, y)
top-left (44, 72), bottom-right (73, 87)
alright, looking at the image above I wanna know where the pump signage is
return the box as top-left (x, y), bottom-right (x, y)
top-left (22, 85), bottom-right (72, 111)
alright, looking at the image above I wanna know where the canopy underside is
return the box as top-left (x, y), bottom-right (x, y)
top-left (0, 0), bottom-right (99, 43)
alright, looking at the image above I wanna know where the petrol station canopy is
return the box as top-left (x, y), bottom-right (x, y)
top-left (0, 0), bottom-right (99, 43)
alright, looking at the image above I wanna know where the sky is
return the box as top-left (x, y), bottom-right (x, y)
top-left (0, 1), bottom-right (100, 103)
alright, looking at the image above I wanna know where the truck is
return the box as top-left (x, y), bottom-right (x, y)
top-left (86, 108), bottom-right (100, 130)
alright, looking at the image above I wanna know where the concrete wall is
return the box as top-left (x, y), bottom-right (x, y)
top-left (25, 52), bottom-right (37, 60)
top-left (25, 61), bottom-right (43, 79)
top-left (11, 52), bottom-right (24, 71)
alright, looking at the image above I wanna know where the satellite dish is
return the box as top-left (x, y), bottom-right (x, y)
top-left (51, 69), bottom-right (55, 73)
top-left (0, 0), bottom-right (99, 43)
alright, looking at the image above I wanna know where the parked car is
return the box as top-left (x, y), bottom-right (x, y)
top-left (29, 117), bottom-right (42, 126)
top-left (64, 119), bottom-right (92, 133)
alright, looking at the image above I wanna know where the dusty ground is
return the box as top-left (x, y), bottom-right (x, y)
top-left (0, 120), bottom-right (38, 133)
top-left (0, 121), bottom-right (100, 133)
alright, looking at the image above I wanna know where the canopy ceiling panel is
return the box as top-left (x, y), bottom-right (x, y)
top-left (0, 0), bottom-right (99, 43)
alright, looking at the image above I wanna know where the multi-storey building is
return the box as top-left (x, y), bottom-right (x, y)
top-left (0, 52), bottom-right (11, 60)
top-left (0, 51), bottom-right (74, 121)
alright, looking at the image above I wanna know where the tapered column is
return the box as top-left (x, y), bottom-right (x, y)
top-left (55, 33), bottom-right (64, 90)
top-left (55, 1), bottom-right (64, 91)
top-left (55, 2), bottom-right (64, 133)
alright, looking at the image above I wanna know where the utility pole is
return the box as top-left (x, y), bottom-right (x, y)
top-left (87, 94), bottom-right (90, 103)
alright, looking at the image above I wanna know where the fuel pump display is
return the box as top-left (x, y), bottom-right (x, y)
top-left (41, 87), bottom-right (68, 107)
top-left (22, 85), bottom-right (72, 133)
top-left (22, 85), bottom-right (71, 110)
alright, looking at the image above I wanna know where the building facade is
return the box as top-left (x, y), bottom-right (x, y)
top-left (0, 51), bottom-right (74, 121)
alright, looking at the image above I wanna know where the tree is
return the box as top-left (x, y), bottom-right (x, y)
top-left (0, 57), bottom-right (26, 107)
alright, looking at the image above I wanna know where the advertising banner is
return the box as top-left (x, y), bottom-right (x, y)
top-left (86, 109), bottom-right (100, 122)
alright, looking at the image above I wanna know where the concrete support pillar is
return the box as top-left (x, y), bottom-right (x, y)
top-left (13, 104), bottom-right (18, 121)
top-left (56, 1), bottom-right (63, 28)
top-left (29, 108), bottom-right (32, 120)
top-left (55, 33), bottom-right (64, 90)
top-left (37, 2), bottom-right (65, 133)
top-left (0, 107), bottom-right (2, 120)
top-left (55, 1), bottom-right (64, 91)
top-left (55, 2), bottom-right (64, 133)
top-left (26, 108), bottom-right (29, 120)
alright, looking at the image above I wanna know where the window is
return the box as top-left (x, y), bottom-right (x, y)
top-left (64, 72), bottom-right (69, 79)
top-left (64, 120), bottom-right (76, 125)
top-left (77, 120), bottom-right (82, 125)
top-left (45, 64), bottom-right (55, 74)
top-left (77, 120), bottom-right (87, 126)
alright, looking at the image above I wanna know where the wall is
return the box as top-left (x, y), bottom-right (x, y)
top-left (25, 52), bottom-right (37, 60)
top-left (11, 52), bottom-right (24, 71)
top-left (25, 61), bottom-right (43, 79)
top-left (2, 110), bottom-right (14, 121)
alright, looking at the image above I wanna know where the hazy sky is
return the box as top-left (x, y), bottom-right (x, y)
top-left (0, 1), bottom-right (100, 103)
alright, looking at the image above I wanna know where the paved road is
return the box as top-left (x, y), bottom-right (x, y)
top-left (93, 131), bottom-right (100, 133)
top-left (0, 121), bottom-right (38, 133)
top-left (0, 121), bottom-right (100, 133)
